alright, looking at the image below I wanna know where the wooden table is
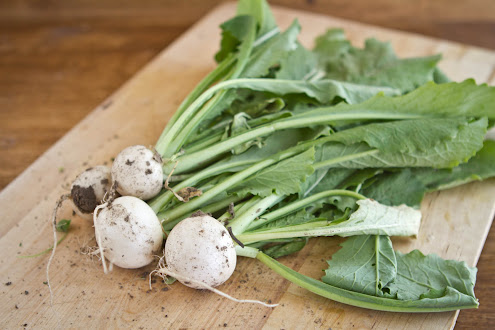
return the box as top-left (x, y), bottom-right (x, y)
top-left (1, 1), bottom-right (494, 328)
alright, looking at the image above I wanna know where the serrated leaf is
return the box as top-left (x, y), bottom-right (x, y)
top-left (322, 118), bottom-right (487, 169)
top-left (314, 29), bottom-right (441, 92)
top-left (386, 250), bottom-right (477, 302)
top-left (320, 79), bottom-right (495, 120)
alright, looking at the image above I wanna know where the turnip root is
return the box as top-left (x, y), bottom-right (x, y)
top-left (156, 213), bottom-right (276, 307)
top-left (94, 196), bottom-right (163, 271)
top-left (164, 214), bottom-right (236, 289)
top-left (70, 165), bottom-right (112, 220)
top-left (111, 145), bottom-right (163, 200)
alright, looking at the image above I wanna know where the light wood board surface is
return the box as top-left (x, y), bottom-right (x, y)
top-left (1, 3), bottom-right (495, 329)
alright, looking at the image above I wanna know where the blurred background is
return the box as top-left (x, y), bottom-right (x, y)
top-left (1, 0), bottom-right (494, 190)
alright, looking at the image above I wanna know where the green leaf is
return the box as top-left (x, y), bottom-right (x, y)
top-left (262, 238), bottom-right (308, 258)
top-left (228, 113), bottom-right (263, 154)
top-left (257, 251), bottom-right (479, 312)
top-left (322, 118), bottom-right (487, 169)
top-left (215, 15), bottom-right (256, 62)
top-left (313, 29), bottom-right (350, 63)
top-left (236, 0), bottom-right (278, 38)
top-left (387, 250), bottom-right (477, 302)
top-left (239, 198), bottom-right (421, 244)
top-left (56, 219), bottom-right (71, 233)
top-left (230, 148), bottom-right (315, 197)
top-left (322, 235), bottom-right (397, 296)
top-left (414, 139), bottom-right (495, 191)
top-left (361, 140), bottom-right (495, 207)
top-left (212, 78), bottom-right (400, 105)
top-left (314, 30), bottom-right (441, 92)
top-left (276, 42), bottom-right (318, 80)
top-left (257, 209), bottom-right (320, 230)
top-left (327, 199), bottom-right (421, 237)
top-left (319, 79), bottom-right (495, 120)
top-left (241, 20), bottom-right (300, 78)
top-left (362, 169), bottom-right (426, 208)
top-left (212, 126), bottom-right (325, 174)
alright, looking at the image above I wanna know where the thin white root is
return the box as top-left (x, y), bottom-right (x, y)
top-left (46, 193), bottom-right (71, 307)
top-left (155, 267), bottom-right (278, 308)
top-left (93, 202), bottom-right (109, 274)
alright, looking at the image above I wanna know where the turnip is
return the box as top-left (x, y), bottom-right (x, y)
top-left (93, 196), bottom-right (164, 272)
top-left (164, 213), bottom-right (236, 288)
top-left (155, 213), bottom-right (277, 307)
top-left (111, 145), bottom-right (164, 200)
top-left (70, 165), bottom-right (112, 220)
top-left (46, 165), bottom-right (111, 305)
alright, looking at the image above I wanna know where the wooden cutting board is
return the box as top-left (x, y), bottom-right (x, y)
top-left (1, 3), bottom-right (495, 329)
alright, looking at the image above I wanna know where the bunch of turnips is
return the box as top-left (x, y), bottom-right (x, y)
top-left (66, 145), bottom-right (167, 270)
top-left (47, 0), bottom-right (495, 312)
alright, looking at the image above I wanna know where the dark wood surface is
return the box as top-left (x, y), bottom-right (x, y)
top-left (0, 1), bottom-right (494, 328)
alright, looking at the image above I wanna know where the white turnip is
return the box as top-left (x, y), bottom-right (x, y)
top-left (164, 214), bottom-right (236, 289)
top-left (94, 196), bottom-right (164, 271)
top-left (70, 165), bottom-right (112, 220)
top-left (111, 145), bottom-right (164, 200)
top-left (155, 213), bottom-right (276, 307)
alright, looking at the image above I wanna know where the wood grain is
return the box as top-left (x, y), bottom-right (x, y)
top-left (1, 1), bottom-right (494, 329)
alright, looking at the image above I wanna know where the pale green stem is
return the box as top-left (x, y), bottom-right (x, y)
top-left (160, 194), bottom-right (243, 231)
top-left (229, 194), bottom-right (285, 235)
top-left (159, 147), bottom-right (305, 226)
top-left (169, 111), bottom-right (420, 174)
top-left (155, 54), bottom-right (235, 151)
top-left (247, 190), bottom-right (365, 231)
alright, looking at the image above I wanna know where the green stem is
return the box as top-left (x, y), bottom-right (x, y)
top-left (159, 146), bottom-right (305, 225)
top-left (229, 194), bottom-right (285, 235)
top-left (247, 190), bottom-right (366, 231)
top-left (150, 157), bottom-right (259, 213)
top-left (184, 131), bottom-right (224, 153)
top-left (313, 150), bottom-right (380, 169)
top-left (157, 16), bottom-right (256, 157)
top-left (155, 54), bottom-right (236, 152)
top-left (157, 77), bottom-right (403, 157)
top-left (218, 199), bottom-right (250, 223)
top-left (160, 194), bottom-right (243, 231)
top-left (169, 110), bottom-right (420, 174)
top-left (235, 245), bottom-right (259, 258)
top-left (166, 90), bottom-right (231, 157)
top-left (18, 233), bottom-right (68, 258)
top-left (255, 251), bottom-right (478, 312)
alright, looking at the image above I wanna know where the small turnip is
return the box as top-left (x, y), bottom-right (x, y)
top-left (155, 213), bottom-right (276, 307)
top-left (111, 145), bottom-right (164, 200)
top-left (164, 213), bottom-right (237, 289)
top-left (70, 165), bottom-right (112, 220)
top-left (94, 196), bottom-right (164, 271)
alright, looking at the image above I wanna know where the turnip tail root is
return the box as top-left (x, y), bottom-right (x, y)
top-left (154, 265), bottom-right (278, 308)
top-left (46, 193), bottom-right (71, 307)
top-left (93, 202), bottom-right (110, 274)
